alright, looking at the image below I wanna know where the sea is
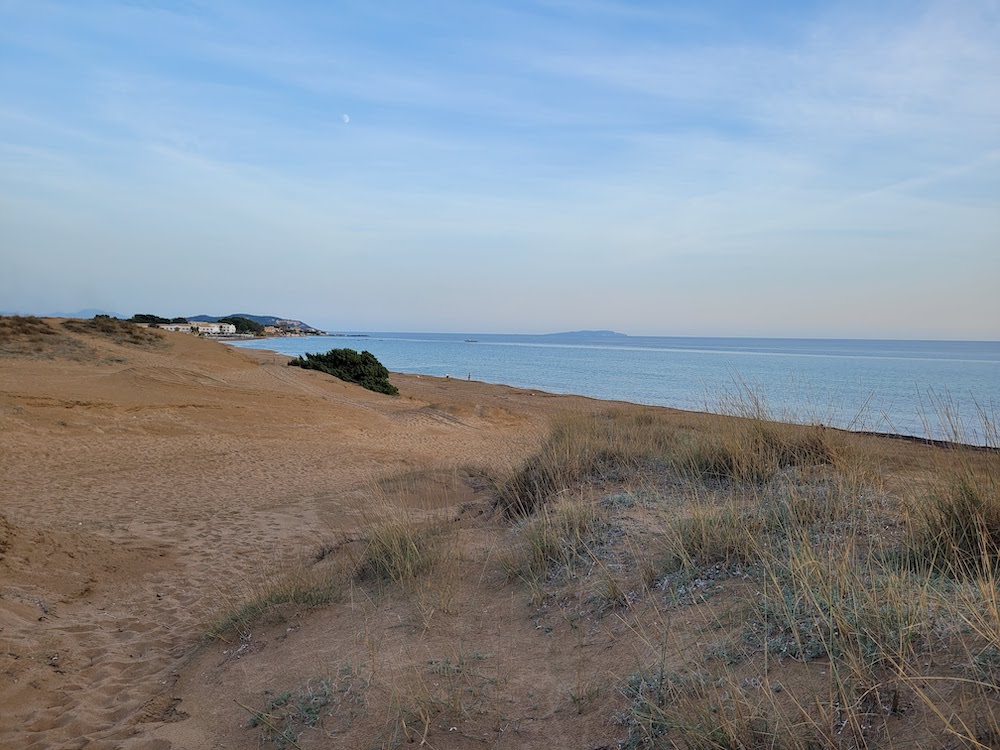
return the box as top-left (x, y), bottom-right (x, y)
top-left (228, 332), bottom-right (1000, 445)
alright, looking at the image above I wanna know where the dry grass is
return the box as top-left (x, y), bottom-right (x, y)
top-left (0, 315), bottom-right (91, 359)
top-left (671, 421), bottom-right (837, 483)
top-left (493, 402), bottom-right (845, 518)
top-left (351, 496), bottom-right (458, 589)
top-left (493, 409), bottom-right (678, 516)
top-left (354, 517), bottom-right (448, 585)
top-left (207, 563), bottom-right (346, 642)
top-left (619, 668), bottom-right (818, 750)
top-left (905, 465), bottom-right (1000, 577)
top-left (489, 404), bottom-right (999, 748)
top-left (0, 315), bottom-right (58, 340)
top-left (211, 404), bottom-right (999, 749)
top-left (62, 315), bottom-right (167, 348)
top-left (380, 650), bottom-right (500, 747)
top-left (1, 314), bottom-right (162, 359)
top-left (502, 498), bottom-right (605, 591)
top-left (658, 497), bottom-right (763, 573)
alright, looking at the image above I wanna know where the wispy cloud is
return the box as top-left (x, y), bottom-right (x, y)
top-left (1, 0), bottom-right (997, 337)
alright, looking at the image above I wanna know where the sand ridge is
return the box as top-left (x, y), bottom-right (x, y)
top-left (1, 323), bottom-right (591, 748)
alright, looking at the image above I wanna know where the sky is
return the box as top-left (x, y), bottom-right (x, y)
top-left (1, 1), bottom-right (999, 338)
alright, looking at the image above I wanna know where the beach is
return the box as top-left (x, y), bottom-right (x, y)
top-left (0, 322), bottom-right (602, 747)
top-left (2, 320), bottom-right (997, 749)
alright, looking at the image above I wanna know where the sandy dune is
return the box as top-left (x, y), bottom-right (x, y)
top-left (7, 321), bottom-right (995, 750)
top-left (1, 324), bottom-right (601, 748)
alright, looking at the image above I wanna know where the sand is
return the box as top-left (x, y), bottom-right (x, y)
top-left (0, 322), bottom-right (609, 748)
top-left (6, 321), bottom-right (994, 749)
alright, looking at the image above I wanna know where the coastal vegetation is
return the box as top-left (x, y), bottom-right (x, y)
top-left (63, 314), bottom-right (166, 347)
top-left (218, 315), bottom-right (266, 335)
top-left (228, 402), bottom-right (998, 748)
top-left (0, 315), bottom-right (59, 347)
top-left (0, 314), bottom-right (90, 359)
top-left (287, 348), bottom-right (398, 395)
top-left (128, 313), bottom-right (189, 325)
top-left (498, 408), bottom-right (998, 749)
top-left (5, 323), bottom-right (996, 748)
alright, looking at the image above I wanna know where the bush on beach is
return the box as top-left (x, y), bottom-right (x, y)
top-left (287, 348), bottom-right (398, 395)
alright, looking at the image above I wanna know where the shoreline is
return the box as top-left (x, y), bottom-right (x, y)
top-left (232, 341), bottom-right (998, 453)
top-left (3, 321), bottom-right (997, 748)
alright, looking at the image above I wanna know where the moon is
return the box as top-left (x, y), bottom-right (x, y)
top-left (342, 114), bottom-right (350, 124)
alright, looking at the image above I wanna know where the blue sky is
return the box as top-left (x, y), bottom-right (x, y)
top-left (2, 1), bottom-right (998, 338)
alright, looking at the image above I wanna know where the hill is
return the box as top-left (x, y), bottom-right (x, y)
top-left (187, 313), bottom-right (325, 333)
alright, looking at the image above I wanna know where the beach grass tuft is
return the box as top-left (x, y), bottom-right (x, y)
top-left (353, 503), bottom-right (454, 586)
top-left (208, 566), bottom-right (345, 641)
top-left (905, 468), bottom-right (1000, 577)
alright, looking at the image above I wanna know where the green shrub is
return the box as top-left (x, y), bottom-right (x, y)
top-left (288, 348), bottom-right (398, 395)
top-left (128, 313), bottom-right (188, 325)
top-left (219, 315), bottom-right (265, 335)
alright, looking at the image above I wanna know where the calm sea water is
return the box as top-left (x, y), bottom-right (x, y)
top-left (229, 332), bottom-right (1000, 444)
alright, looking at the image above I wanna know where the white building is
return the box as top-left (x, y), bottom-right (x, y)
top-left (191, 322), bottom-right (237, 335)
top-left (158, 323), bottom-right (191, 333)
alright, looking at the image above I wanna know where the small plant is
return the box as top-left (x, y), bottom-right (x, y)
top-left (506, 500), bottom-right (604, 585)
top-left (354, 511), bottom-right (449, 584)
top-left (427, 651), bottom-right (489, 675)
top-left (208, 568), bottom-right (344, 640)
top-left (382, 650), bottom-right (498, 747)
top-left (618, 667), bottom-right (673, 748)
top-left (599, 491), bottom-right (642, 510)
top-left (659, 501), bottom-right (762, 573)
top-left (246, 668), bottom-right (368, 746)
top-left (288, 348), bottom-right (398, 395)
